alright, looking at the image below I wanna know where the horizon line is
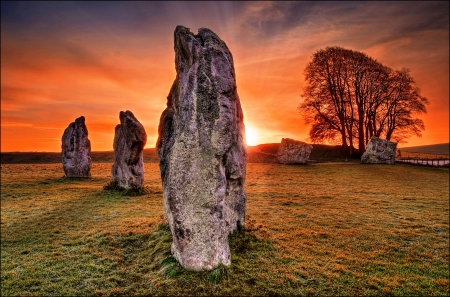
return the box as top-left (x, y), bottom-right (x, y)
top-left (1, 142), bottom-right (449, 154)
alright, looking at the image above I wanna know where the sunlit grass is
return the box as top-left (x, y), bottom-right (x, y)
top-left (1, 162), bottom-right (449, 296)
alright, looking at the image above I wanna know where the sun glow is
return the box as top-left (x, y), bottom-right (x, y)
top-left (245, 126), bottom-right (259, 146)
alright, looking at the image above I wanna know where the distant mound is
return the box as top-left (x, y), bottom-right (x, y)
top-left (0, 152), bottom-right (61, 164)
top-left (399, 143), bottom-right (449, 156)
top-left (2, 144), bottom-right (355, 164)
top-left (247, 143), bottom-right (353, 163)
top-left (247, 143), bottom-right (279, 163)
top-left (309, 144), bottom-right (355, 161)
top-left (0, 149), bottom-right (158, 164)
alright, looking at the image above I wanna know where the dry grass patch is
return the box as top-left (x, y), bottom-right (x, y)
top-left (1, 162), bottom-right (449, 296)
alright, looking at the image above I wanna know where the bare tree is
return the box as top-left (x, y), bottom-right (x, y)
top-left (300, 47), bottom-right (354, 153)
top-left (299, 46), bottom-right (428, 153)
top-left (382, 68), bottom-right (428, 142)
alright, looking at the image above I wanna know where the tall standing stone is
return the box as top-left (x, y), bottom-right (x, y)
top-left (61, 116), bottom-right (91, 177)
top-left (361, 136), bottom-right (397, 164)
top-left (111, 110), bottom-right (147, 189)
top-left (156, 26), bottom-right (247, 271)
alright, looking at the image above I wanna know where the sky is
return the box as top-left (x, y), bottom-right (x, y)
top-left (1, 1), bottom-right (449, 152)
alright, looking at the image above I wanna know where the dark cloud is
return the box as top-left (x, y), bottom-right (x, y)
top-left (1, 1), bottom-right (249, 39)
top-left (232, 1), bottom-right (449, 47)
top-left (1, 2), bottom-right (162, 34)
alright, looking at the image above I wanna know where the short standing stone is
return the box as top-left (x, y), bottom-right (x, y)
top-left (361, 136), bottom-right (397, 164)
top-left (61, 116), bottom-right (91, 177)
top-left (277, 138), bottom-right (312, 164)
top-left (111, 110), bottom-right (147, 189)
top-left (156, 26), bottom-right (247, 271)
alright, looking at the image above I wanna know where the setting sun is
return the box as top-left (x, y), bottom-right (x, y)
top-left (245, 126), bottom-right (259, 146)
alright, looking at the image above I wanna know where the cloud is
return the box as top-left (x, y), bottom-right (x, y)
top-left (1, 121), bottom-right (33, 127)
top-left (1, 1), bottom-right (448, 151)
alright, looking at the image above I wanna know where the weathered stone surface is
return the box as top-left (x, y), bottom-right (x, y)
top-left (277, 138), bottom-right (312, 164)
top-left (111, 110), bottom-right (147, 189)
top-left (156, 26), bottom-right (247, 271)
top-left (361, 136), bottom-right (397, 164)
top-left (61, 116), bottom-right (91, 177)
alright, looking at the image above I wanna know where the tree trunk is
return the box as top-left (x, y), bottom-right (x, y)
top-left (386, 129), bottom-right (393, 141)
top-left (341, 129), bottom-right (348, 150)
top-left (358, 108), bottom-right (365, 152)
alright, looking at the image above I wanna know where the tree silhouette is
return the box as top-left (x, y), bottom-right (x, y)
top-left (299, 46), bottom-right (428, 153)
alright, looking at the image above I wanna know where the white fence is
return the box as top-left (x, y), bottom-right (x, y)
top-left (397, 158), bottom-right (450, 166)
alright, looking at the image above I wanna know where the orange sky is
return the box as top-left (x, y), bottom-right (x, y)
top-left (1, 2), bottom-right (449, 152)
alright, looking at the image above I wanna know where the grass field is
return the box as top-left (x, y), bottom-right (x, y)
top-left (1, 162), bottom-right (449, 296)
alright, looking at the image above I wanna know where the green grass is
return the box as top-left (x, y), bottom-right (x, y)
top-left (1, 162), bottom-right (449, 296)
top-left (103, 180), bottom-right (151, 196)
